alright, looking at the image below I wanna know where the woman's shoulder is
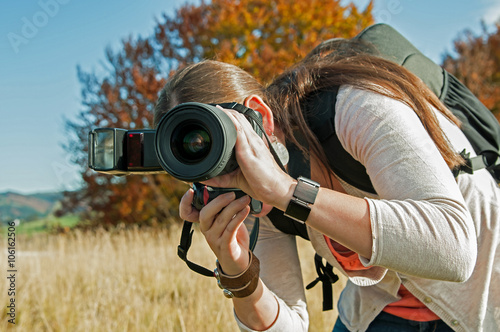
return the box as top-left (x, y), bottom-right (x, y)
top-left (334, 84), bottom-right (422, 138)
top-left (336, 84), bottom-right (408, 118)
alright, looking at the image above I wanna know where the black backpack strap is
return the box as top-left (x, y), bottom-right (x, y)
top-left (304, 88), bottom-right (377, 194)
top-left (305, 254), bottom-right (339, 311)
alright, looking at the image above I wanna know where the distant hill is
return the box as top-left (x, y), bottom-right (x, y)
top-left (0, 191), bottom-right (63, 223)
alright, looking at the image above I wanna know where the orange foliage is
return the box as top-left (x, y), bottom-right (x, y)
top-left (156, 0), bottom-right (374, 82)
top-left (61, 0), bottom-right (374, 227)
top-left (443, 23), bottom-right (500, 118)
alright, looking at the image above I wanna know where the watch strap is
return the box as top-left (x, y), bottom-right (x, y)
top-left (284, 176), bottom-right (320, 224)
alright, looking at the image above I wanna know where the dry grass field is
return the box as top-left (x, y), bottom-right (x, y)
top-left (1, 224), bottom-right (345, 331)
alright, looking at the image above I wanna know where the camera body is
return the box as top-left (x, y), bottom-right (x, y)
top-left (88, 102), bottom-right (263, 213)
top-left (191, 183), bottom-right (262, 214)
top-left (88, 102), bottom-right (263, 180)
top-left (88, 128), bottom-right (164, 175)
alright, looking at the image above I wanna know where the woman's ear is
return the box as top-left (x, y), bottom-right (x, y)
top-left (244, 95), bottom-right (274, 136)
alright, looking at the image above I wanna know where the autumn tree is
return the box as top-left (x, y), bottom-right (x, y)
top-left (443, 22), bottom-right (500, 117)
top-left (59, 38), bottom-right (185, 228)
top-left (155, 0), bottom-right (373, 81)
top-left (60, 0), bottom-right (374, 227)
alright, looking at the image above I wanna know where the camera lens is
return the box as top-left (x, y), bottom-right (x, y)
top-left (171, 123), bottom-right (211, 163)
top-left (155, 102), bottom-right (238, 181)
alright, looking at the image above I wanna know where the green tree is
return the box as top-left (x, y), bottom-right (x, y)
top-left (60, 0), bottom-right (374, 227)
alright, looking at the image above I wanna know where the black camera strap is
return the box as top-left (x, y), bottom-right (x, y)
top-left (177, 102), bottom-right (285, 277)
top-left (177, 218), bottom-right (260, 277)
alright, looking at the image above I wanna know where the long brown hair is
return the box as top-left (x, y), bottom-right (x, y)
top-left (265, 39), bottom-right (464, 178)
top-left (154, 60), bottom-right (264, 126)
top-left (154, 44), bottom-right (464, 182)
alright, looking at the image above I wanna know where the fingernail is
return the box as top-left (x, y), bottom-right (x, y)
top-left (239, 195), bottom-right (251, 203)
top-left (224, 192), bottom-right (236, 199)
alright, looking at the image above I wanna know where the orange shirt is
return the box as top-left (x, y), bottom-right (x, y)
top-left (325, 237), bottom-right (440, 322)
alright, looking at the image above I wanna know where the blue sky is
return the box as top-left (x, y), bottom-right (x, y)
top-left (1, 0), bottom-right (499, 194)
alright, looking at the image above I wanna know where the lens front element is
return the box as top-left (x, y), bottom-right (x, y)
top-left (171, 122), bottom-right (212, 163)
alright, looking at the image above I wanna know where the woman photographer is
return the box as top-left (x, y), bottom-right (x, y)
top-left (153, 39), bottom-right (499, 331)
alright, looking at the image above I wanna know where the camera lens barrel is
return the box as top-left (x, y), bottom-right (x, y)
top-left (155, 102), bottom-right (239, 182)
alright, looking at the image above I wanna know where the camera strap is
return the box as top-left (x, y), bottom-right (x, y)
top-left (177, 218), bottom-right (260, 277)
top-left (177, 102), bottom-right (285, 277)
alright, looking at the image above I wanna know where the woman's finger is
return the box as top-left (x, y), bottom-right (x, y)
top-left (203, 194), bottom-right (250, 238)
top-left (198, 191), bottom-right (236, 233)
top-left (179, 188), bottom-right (200, 222)
top-left (214, 195), bottom-right (251, 236)
top-left (224, 110), bottom-right (265, 153)
top-left (224, 203), bottom-right (250, 236)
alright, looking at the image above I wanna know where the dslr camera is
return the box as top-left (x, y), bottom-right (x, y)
top-left (88, 102), bottom-right (264, 213)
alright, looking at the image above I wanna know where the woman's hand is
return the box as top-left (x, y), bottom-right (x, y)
top-left (179, 188), bottom-right (252, 275)
top-left (201, 107), bottom-right (295, 210)
top-left (179, 188), bottom-right (200, 223)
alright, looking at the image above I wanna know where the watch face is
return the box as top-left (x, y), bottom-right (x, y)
top-left (295, 176), bottom-right (320, 204)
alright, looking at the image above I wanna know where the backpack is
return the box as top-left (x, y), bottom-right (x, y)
top-left (267, 23), bottom-right (500, 311)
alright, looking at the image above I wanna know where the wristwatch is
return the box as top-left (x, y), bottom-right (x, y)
top-left (284, 176), bottom-right (320, 224)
